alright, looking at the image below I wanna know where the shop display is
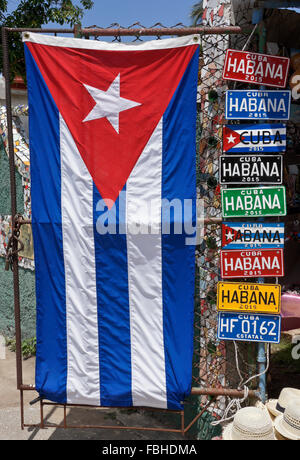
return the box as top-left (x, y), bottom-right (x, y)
top-left (223, 123), bottom-right (286, 154)
top-left (220, 248), bottom-right (284, 278)
top-left (221, 186), bottom-right (287, 218)
top-left (219, 154), bottom-right (283, 185)
top-left (223, 49), bottom-right (290, 87)
top-left (217, 281), bottom-right (281, 314)
top-left (222, 222), bottom-right (285, 250)
top-left (225, 90), bottom-right (291, 120)
top-left (218, 312), bottom-right (281, 343)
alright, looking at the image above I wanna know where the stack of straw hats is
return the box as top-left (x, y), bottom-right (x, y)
top-left (267, 388), bottom-right (300, 440)
top-left (222, 387), bottom-right (300, 440)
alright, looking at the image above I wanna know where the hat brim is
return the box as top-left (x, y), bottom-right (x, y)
top-left (274, 415), bottom-right (300, 440)
top-left (222, 421), bottom-right (276, 440)
top-left (266, 399), bottom-right (281, 418)
top-left (222, 423), bottom-right (233, 440)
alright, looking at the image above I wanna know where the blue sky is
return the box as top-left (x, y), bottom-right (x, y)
top-left (78, 0), bottom-right (197, 27)
top-left (6, 0), bottom-right (198, 27)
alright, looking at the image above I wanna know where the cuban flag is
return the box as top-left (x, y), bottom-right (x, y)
top-left (24, 33), bottom-right (199, 409)
top-left (223, 124), bottom-right (286, 154)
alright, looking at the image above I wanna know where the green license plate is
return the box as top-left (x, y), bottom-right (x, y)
top-left (222, 186), bottom-right (286, 218)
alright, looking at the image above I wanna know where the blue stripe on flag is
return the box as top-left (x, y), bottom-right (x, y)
top-left (161, 48), bottom-right (198, 410)
top-left (228, 123), bottom-right (285, 131)
top-left (223, 243), bottom-right (283, 249)
top-left (93, 185), bottom-right (132, 406)
top-left (24, 45), bottom-right (67, 403)
top-left (227, 146), bottom-right (285, 153)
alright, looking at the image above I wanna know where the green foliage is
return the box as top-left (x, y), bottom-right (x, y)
top-left (5, 337), bottom-right (16, 352)
top-left (21, 336), bottom-right (36, 359)
top-left (0, 0), bottom-right (94, 80)
top-left (190, 1), bottom-right (203, 26)
top-left (6, 336), bottom-right (36, 359)
top-left (0, 1), bottom-right (8, 21)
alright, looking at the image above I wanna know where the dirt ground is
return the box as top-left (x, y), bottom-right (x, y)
top-left (0, 348), bottom-right (185, 440)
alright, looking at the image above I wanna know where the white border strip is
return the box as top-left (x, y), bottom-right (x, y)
top-left (60, 115), bottom-right (100, 406)
top-left (126, 118), bottom-right (167, 408)
top-left (23, 31), bottom-right (200, 51)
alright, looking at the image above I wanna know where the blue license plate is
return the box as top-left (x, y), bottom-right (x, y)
top-left (217, 312), bottom-right (281, 343)
top-left (225, 90), bottom-right (291, 120)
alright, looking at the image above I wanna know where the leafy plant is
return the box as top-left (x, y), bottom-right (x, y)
top-left (5, 336), bottom-right (16, 352)
top-left (190, 1), bottom-right (204, 26)
top-left (5, 336), bottom-right (36, 359)
top-left (21, 337), bottom-right (36, 359)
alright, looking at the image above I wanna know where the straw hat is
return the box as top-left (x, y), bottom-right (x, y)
top-left (223, 407), bottom-right (276, 441)
top-left (274, 400), bottom-right (300, 440)
top-left (266, 388), bottom-right (300, 417)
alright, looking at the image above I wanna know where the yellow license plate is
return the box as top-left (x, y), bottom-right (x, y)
top-left (217, 282), bottom-right (281, 314)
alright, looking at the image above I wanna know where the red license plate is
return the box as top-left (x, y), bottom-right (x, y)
top-left (223, 49), bottom-right (290, 88)
top-left (220, 248), bottom-right (284, 278)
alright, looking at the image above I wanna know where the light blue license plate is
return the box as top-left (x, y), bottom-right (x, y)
top-left (217, 312), bottom-right (281, 343)
top-left (225, 90), bottom-right (291, 120)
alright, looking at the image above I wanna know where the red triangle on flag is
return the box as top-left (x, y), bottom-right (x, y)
top-left (223, 126), bottom-right (241, 153)
top-left (222, 224), bottom-right (239, 248)
top-left (26, 42), bottom-right (198, 207)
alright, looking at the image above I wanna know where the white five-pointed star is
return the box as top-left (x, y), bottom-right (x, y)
top-left (82, 74), bottom-right (141, 133)
top-left (226, 231), bottom-right (233, 241)
top-left (227, 134), bottom-right (237, 144)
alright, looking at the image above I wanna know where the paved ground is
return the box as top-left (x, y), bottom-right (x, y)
top-left (0, 348), bottom-right (185, 440)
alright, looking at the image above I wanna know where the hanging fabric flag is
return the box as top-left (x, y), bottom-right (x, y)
top-left (23, 32), bottom-right (199, 410)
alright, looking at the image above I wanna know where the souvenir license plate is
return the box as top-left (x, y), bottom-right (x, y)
top-left (219, 155), bottom-right (283, 185)
top-left (220, 248), bottom-right (284, 278)
top-left (222, 49), bottom-right (290, 88)
top-left (217, 312), bottom-right (281, 343)
top-left (221, 186), bottom-right (286, 218)
top-left (223, 123), bottom-right (286, 154)
top-left (225, 90), bottom-right (291, 120)
top-left (217, 281), bottom-right (281, 314)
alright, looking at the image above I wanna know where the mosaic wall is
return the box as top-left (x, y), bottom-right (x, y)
top-left (0, 105), bottom-right (34, 271)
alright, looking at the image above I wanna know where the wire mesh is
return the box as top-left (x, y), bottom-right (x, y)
top-left (193, 30), bottom-right (259, 432)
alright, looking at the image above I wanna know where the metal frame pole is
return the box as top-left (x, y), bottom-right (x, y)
top-left (1, 27), bottom-right (23, 396)
top-left (80, 26), bottom-right (243, 37)
top-left (256, 12), bottom-right (268, 405)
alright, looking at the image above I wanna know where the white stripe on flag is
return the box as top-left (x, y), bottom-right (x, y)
top-left (60, 116), bottom-right (100, 405)
top-left (126, 118), bottom-right (167, 408)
